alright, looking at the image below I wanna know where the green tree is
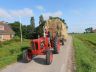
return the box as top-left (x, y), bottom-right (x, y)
top-left (9, 21), bottom-right (20, 37)
top-left (9, 17), bottom-right (36, 39)
top-left (22, 25), bottom-right (27, 38)
top-left (85, 27), bottom-right (93, 33)
top-left (39, 15), bottom-right (44, 25)
top-left (30, 17), bottom-right (35, 32)
top-left (37, 15), bottom-right (45, 36)
top-left (9, 21), bottom-right (28, 38)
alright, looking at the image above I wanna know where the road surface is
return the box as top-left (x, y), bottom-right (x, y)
top-left (0, 36), bottom-right (74, 72)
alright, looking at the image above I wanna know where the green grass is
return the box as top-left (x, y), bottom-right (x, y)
top-left (73, 33), bottom-right (96, 72)
top-left (0, 37), bottom-right (30, 69)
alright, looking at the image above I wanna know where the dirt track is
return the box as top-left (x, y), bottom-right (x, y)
top-left (0, 36), bottom-right (74, 72)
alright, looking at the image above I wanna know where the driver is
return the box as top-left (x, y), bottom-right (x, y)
top-left (45, 27), bottom-right (51, 48)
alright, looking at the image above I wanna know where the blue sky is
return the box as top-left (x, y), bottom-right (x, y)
top-left (0, 0), bottom-right (96, 33)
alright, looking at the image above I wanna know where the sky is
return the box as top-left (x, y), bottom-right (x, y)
top-left (0, 0), bottom-right (96, 33)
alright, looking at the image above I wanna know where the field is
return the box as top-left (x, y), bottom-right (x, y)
top-left (0, 37), bottom-right (30, 69)
top-left (73, 33), bottom-right (96, 72)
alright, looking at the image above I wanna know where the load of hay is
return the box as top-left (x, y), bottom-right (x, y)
top-left (44, 18), bottom-right (68, 40)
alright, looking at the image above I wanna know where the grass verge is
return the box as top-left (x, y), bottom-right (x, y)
top-left (0, 37), bottom-right (30, 69)
top-left (73, 33), bottom-right (96, 72)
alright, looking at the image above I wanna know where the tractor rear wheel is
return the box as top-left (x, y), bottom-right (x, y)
top-left (53, 35), bottom-right (59, 54)
top-left (46, 50), bottom-right (53, 65)
top-left (23, 49), bottom-right (32, 63)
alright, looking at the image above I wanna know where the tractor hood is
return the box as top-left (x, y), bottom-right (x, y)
top-left (32, 37), bottom-right (45, 42)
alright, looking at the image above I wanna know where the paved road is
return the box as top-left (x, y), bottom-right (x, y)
top-left (0, 36), bottom-right (74, 72)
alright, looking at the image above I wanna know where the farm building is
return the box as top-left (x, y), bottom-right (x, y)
top-left (0, 21), bottom-right (15, 41)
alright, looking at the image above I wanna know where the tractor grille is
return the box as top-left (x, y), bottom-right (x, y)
top-left (31, 42), bottom-right (38, 50)
top-left (35, 43), bottom-right (38, 50)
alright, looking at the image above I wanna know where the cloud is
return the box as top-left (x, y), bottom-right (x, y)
top-left (0, 8), bottom-right (34, 18)
top-left (43, 11), bottom-right (63, 20)
top-left (10, 8), bottom-right (34, 17)
top-left (36, 5), bottom-right (44, 11)
top-left (0, 8), bottom-right (11, 18)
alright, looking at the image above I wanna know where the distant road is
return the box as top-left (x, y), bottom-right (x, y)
top-left (0, 36), bottom-right (74, 72)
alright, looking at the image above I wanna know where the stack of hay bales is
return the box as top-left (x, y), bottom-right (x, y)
top-left (45, 18), bottom-right (68, 40)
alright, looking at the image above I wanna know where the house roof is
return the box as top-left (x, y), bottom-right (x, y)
top-left (0, 21), bottom-right (15, 35)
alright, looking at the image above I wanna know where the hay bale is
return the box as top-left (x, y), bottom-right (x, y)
top-left (45, 19), bottom-right (68, 40)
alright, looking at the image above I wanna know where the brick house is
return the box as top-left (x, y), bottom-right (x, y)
top-left (0, 21), bottom-right (15, 41)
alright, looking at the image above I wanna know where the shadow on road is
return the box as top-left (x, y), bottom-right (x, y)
top-left (17, 46), bottom-right (47, 65)
top-left (17, 56), bottom-right (47, 65)
top-left (33, 58), bottom-right (47, 65)
top-left (17, 50), bottom-right (47, 65)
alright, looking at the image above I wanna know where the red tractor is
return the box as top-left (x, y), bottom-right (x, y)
top-left (23, 29), bottom-right (60, 65)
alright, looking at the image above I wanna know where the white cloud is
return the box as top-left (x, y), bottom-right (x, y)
top-left (0, 8), bottom-right (34, 18)
top-left (0, 8), bottom-right (11, 18)
top-left (10, 8), bottom-right (34, 17)
top-left (43, 11), bottom-right (63, 20)
top-left (36, 5), bottom-right (44, 11)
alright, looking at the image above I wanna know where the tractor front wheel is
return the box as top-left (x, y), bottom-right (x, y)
top-left (46, 50), bottom-right (53, 65)
top-left (23, 49), bottom-right (32, 63)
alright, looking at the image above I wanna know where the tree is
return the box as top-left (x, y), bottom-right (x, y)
top-left (9, 21), bottom-right (21, 37)
top-left (9, 17), bottom-right (36, 39)
top-left (85, 27), bottom-right (93, 33)
top-left (37, 15), bottom-right (46, 36)
top-left (9, 21), bottom-right (28, 38)
top-left (30, 17), bottom-right (35, 32)
top-left (39, 15), bottom-right (44, 25)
